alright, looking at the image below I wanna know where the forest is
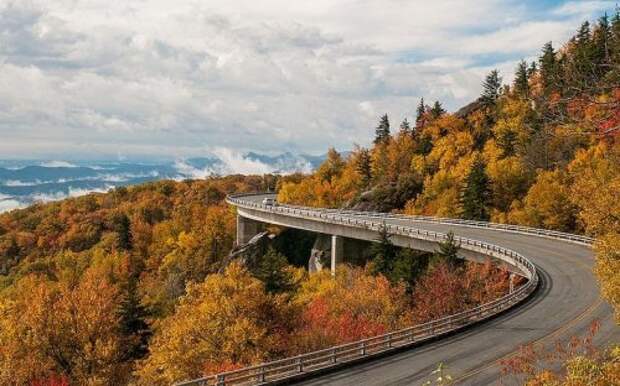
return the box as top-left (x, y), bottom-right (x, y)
top-left (1, 13), bottom-right (620, 386)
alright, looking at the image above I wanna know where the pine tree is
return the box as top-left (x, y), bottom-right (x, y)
top-left (571, 21), bottom-right (595, 88)
top-left (430, 101), bottom-right (446, 119)
top-left (415, 98), bottom-right (426, 128)
top-left (480, 69), bottom-right (502, 108)
top-left (374, 114), bottom-right (391, 144)
top-left (399, 118), bottom-right (411, 135)
top-left (433, 231), bottom-right (460, 267)
top-left (356, 147), bottom-right (372, 186)
top-left (112, 213), bottom-right (132, 250)
top-left (370, 224), bottom-right (397, 277)
top-left (118, 278), bottom-right (151, 360)
top-left (514, 60), bottom-right (529, 99)
top-left (256, 247), bottom-right (293, 294)
top-left (540, 41), bottom-right (559, 95)
top-left (611, 10), bottom-right (620, 58)
top-left (460, 156), bottom-right (491, 221)
top-left (390, 249), bottom-right (430, 289)
top-left (592, 13), bottom-right (612, 77)
top-left (497, 129), bottom-right (518, 158)
top-left (528, 61), bottom-right (538, 77)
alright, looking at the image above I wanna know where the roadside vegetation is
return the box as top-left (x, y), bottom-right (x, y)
top-left (277, 12), bottom-right (620, 384)
top-left (0, 176), bottom-right (512, 385)
top-left (0, 12), bottom-right (619, 386)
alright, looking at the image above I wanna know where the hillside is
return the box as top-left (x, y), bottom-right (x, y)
top-left (0, 13), bottom-right (619, 386)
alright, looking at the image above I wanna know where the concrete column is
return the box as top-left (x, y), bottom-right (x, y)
top-left (331, 235), bottom-right (343, 276)
top-left (236, 215), bottom-right (265, 246)
top-left (509, 273), bottom-right (515, 293)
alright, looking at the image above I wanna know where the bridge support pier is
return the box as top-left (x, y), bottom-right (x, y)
top-left (236, 215), bottom-right (265, 246)
top-left (331, 235), bottom-right (343, 276)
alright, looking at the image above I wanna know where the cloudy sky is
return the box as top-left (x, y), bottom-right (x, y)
top-left (0, 0), bottom-right (615, 160)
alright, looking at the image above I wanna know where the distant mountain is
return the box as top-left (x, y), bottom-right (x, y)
top-left (0, 151), bottom-right (332, 213)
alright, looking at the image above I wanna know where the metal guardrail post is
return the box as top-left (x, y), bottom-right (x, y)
top-left (259, 366), bottom-right (266, 382)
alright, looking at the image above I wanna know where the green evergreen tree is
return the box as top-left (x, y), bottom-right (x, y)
top-left (415, 133), bottom-right (433, 155)
top-left (112, 213), bottom-right (132, 250)
top-left (370, 224), bottom-right (397, 277)
top-left (480, 69), bottom-right (502, 108)
top-left (356, 148), bottom-right (372, 187)
top-left (540, 41), bottom-right (560, 96)
top-left (460, 156), bottom-right (491, 221)
top-left (430, 101), bottom-right (446, 119)
top-left (256, 247), bottom-right (294, 294)
top-left (592, 13), bottom-right (612, 81)
top-left (374, 114), bottom-right (391, 144)
top-left (514, 59), bottom-right (529, 98)
top-left (399, 118), bottom-right (411, 135)
top-left (570, 21), bottom-right (595, 89)
top-left (593, 13), bottom-right (611, 64)
top-left (497, 129), bottom-right (518, 158)
top-left (415, 97), bottom-right (426, 128)
top-left (528, 61), bottom-right (538, 77)
top-left (390, 249), bottom-right (430, 290)
top-left (432, 231), bottom-right (460, 267)
top-left (611, 10), bottom-right (620, 56)
top-left (118, 278), bottom-right (151, 361)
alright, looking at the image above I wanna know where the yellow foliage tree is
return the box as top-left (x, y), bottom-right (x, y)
top-left (594, 234), bottom-right (620, 322)
top-left (135, 262), bottom-right (295, 385)
top-left (0, 266), bottom-right (126, 385)
top-left (508, 170), bottom-right (577, 232)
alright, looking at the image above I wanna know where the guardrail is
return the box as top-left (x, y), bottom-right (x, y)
top-left (174, 193), bottom-right (591, 386)
top-left (227, 193), bottom-right (594, 246)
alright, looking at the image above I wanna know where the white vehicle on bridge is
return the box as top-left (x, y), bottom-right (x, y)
top-left (262, 197), bottom-right (277, 206)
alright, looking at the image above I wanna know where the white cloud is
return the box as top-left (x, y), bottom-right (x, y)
top-left (40, 160), bottom-right (78, 168)
top-left (0, 0), bottom-right (615, 158)
top-left (30, 186), bottom-right (112, 203)
top-left (0, 199), bottom-right (26, 213)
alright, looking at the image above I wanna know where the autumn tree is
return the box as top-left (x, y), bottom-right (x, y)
top-left (317, 147), bottom-right (345, 183)
top-left (508, 170), bottom-right (577, 232)
top-left (136, 263), bottom-right (295, 385)
top-left (293, 266), bottom-right (410, 352)
top-left (594, 234), bottom-right (620, 322)
top-left (0, 266), bottom-right (127, 386)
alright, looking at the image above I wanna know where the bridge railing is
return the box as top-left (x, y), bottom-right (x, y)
top-left (226, 193), bottom-right (594, 246)
top-left (172, 193), bottom-right (580, 385)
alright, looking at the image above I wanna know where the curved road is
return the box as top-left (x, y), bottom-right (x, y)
top-left (238, 194), bottom-right (619, 385)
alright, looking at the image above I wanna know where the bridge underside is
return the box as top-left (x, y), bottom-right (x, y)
top-left (236, 207), bottom-right (524, 276)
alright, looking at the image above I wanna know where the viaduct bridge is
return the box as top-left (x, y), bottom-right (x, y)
top-left (178, 193), bottom-right (619, 386)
